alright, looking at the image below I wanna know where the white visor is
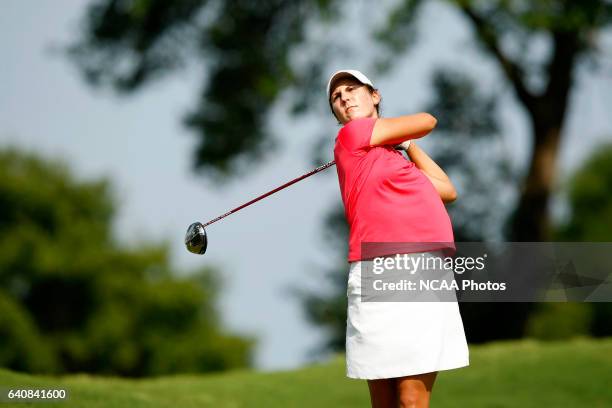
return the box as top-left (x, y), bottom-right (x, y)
top-left (326, 69), bottom-right (374, 99)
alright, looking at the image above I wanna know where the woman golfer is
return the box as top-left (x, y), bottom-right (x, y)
top-left (328, 69), bottom-right (469, 408)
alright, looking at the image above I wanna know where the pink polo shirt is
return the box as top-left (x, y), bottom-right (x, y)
top-left (333, 117), bottom-right (455, 262)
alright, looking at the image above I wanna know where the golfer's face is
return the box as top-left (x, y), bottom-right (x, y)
top-left (330, 77), bottom-right (380, 125)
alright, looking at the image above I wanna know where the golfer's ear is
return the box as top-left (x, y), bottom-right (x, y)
top-left (370, 113), bottom-right (437, 147)
top-left (371, 90), bottom-right (381, 106)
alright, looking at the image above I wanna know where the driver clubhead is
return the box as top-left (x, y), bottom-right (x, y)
top-left (185, 222), bottom-right (208, 255)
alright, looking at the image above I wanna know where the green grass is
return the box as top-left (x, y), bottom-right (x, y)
top-left (1, 337), bottom-right (611, 407)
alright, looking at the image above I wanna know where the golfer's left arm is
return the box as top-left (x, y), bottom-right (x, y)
top-left (404, 141), bottom-right (457, 203)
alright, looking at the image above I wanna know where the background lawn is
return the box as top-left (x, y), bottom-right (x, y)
top-left (1, 337), bottom-right (611, 407)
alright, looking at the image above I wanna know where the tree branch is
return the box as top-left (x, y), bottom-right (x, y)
top-left (544, 30), bottom-right (580, 117)
top-left (458, 4), bottom-right (535, 114)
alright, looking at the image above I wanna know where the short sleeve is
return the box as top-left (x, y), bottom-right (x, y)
top-left (336, 117), bottom-right (377, 155)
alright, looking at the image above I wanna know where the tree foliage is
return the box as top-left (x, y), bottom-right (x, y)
top-left (0, 148), bottom-right (253, 376)
top-left (549, 142), bottom-right (612, 338)
top-left (68, 0), bottom-right (338, 179)
top-left (556, 143), bottom-right (612, 241)
top-left (296, 205), bottom-right (348, 353)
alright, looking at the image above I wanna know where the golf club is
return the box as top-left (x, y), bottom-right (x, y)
top-left (185, 160), bottom-right (336, 255)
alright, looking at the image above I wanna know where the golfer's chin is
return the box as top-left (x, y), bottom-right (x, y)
top-left (343, 111), bottom-right (367, 124)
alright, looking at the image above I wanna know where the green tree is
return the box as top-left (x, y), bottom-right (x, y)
top-left (0, 148), bottom-right (253, 376)
top-left (545, 142), bottom-right (612, 338)
top-left (556, 143), bottom-right (612, 242)
top-left (68, 0), bottom-right (337, 179)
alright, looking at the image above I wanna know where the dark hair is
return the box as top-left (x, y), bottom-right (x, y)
top-left (328, 84), bottom-right (381, 124)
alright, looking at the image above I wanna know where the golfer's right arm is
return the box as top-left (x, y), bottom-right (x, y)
top-left (370, 113), bottom-right (437, 147)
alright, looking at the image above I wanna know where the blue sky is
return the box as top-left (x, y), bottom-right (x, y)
top-left (2, 0), bottom-right (611, 371)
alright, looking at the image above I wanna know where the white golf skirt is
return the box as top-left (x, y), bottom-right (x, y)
top-left (346, 251), bottom-right (470, 380)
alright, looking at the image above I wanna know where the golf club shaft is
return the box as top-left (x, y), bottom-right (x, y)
top-left (202, 160), bottom-right (336, 227)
